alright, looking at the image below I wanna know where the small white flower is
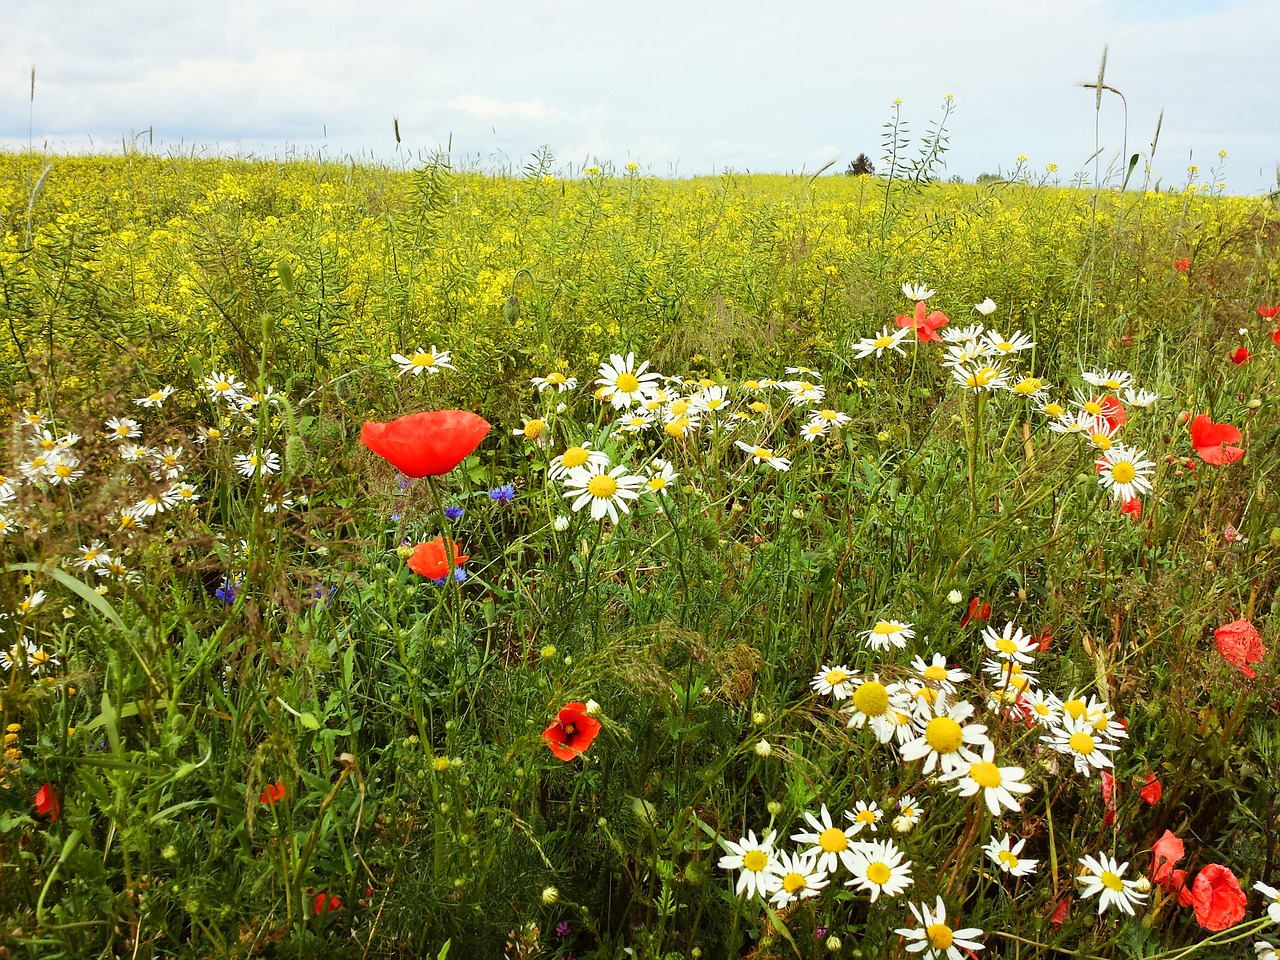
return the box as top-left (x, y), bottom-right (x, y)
top-left (552, 515), bottom-right (571, 532)
top-left (974, 297), bottom-right (997, 315)
top-left (947, 589), bottom-right (964, 604)
top-left (1076, 852), bottom-right (1147, 915)
top-left (133, 385), bottom-right (175, 408)
top-left (391, 346), bottom-right (455, 376)
top-left (902, 282), bottom-right (936, 301)
top-left (233, 450), bottom-right (281, 478)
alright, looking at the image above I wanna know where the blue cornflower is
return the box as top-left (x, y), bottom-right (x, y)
top-left (488, 484), bottom-right (516, 503)
top-left (432, 568), bottom-right (468, 586)
top-left (215, 577), bottom-right (241, 604)
top-left (444, 505), bottom-right (464, 520)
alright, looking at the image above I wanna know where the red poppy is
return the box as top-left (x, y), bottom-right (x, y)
top-left (1271, 327), bottom-right (1280, 346)
top-left (260, 779), bottom-right (286, 805)
top-left (959, 597), bottom-right (990, 628)
top-left (407, 536), bottom-right (468, 580)
top-left (360, 410), bottom-right (490, 478)
top-left (1048, 897), bottom-right (1070, 927)
top-left (1258, 305), bottom-right (1280, 319)
top-left (1189, 415), bottom-right (1244, 465)
top-left (1230, 347), bottom-right (1251, 365)
top-left (1100, 771), bottom-right (1117, 826)
top-left (1191, 864), bottom-right (1246, 930)
top-left (542, 702), bottom-right (602, 761)
top-left (1214, 618), bottom-right (1265, 679)
top-left (1151, 829), bottom-right (1185, 885)
top-left (1174, 257), bottom-right (1191, 272)
top-left (34, 782), bottom-right (60, 821)
top-left (1032, 628), bottom-right (1053, 653)
top-left (313, 893), bottom-right (343, 916)
top-left (896, 301), bottom-right (949, 342)
top-left (1120, 497), bottom-right (1142, 521)
top-left (1139, 774), bottom-right (1162, 805)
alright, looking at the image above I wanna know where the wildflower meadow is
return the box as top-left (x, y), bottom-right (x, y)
top-left (1, 132), bottom-right (1279, 959)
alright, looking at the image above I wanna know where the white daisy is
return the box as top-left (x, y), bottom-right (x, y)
top-left (982, 621), bottom-right (1037, 664)
top-left (902, 283), bottom-right (936, 301)
top-left (894, 795), bottom-right (923, 832)
top-left (734, 440), bottom-right (791, 472)
top-left (843, 676), bottom-right (912, 744)
top-left (983, 330), bottom-right (1035, 355)
top-left (943, 742), bottom-right (1034, 815)
top-left (391, 346), bottom-right (454, 376)
top-left (1043, 715), bottom-right (1119, 776)
top-left (616, 409), bottom-right (655, 434)
top-left (548, 443), bottom-right (610, 481)
top-left (562, 462), bottom-right (645, 524)
top-left (845, 839), bottom-right (914, 902)
top-left (846, 800), bottom-right (883, 835)
top-left (767, 849), bottom-right (830, 907)
top-left (643, 458), bottom-right (679, 497)
top-left (984, 834), bottom-right (1038, 877)
top-left (941, 323), bottom-right (987, 344)
top-left (1009, 376), bottom-right (1051, 401)
top-left (1121, 386), bottom-right (1161, 409)
top-left (531, 371), bottom-right (577, 393)
top-left (811, 664), bottom-right (857, 700)
top-left (791, 804), bottom-right (858, 874)
top-left (133, 385), bottom-right (175, 408)
top-left (910, 653), bottom-right (968, 693)
top-left (783, 380), bottom-right (825, 406)
top-left (974, 298), bottom-right (997, 316)
top-left (105, 417), bottom-right (142, 441)
top-left (898, 700), bottom-right (990, 775)
top-left (1076, 852), bottom-right (1147, 915)
top-left (896, 896), bottom-right (985, 960)
top-left (1082, 368), bottom-right (1133, 392)
top-left (1253, 882), bottom-right (1280, 924)
top-left (1096, 445), bottom-right (1156, 501)
top-left (202, 372), bottom-right (245, 403)
top-left (952, 362), bottom-right (1010, 392)
top-left (858, 619), bottom-right (915, 651)
top-left (233, 450), bottom-right (281, 478)
top-left (853, 326), bottom-right (912, 359)
top-left (595, 353), bottom-right (662, 409)
top-left (717, 829), bottom-right (781, 900)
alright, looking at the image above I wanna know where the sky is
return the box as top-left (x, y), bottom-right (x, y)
top-left (2, 0), bottom-right (1278, 194)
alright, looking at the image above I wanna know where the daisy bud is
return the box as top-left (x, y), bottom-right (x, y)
top-left (755, 739), bottom-right (772, 757)
top-left (1248, 399), bottom-right (1261, 409)
top-left (556, 402), bottom-right (567, 414)
top-left (947, 589), bottom-right (964, 604)
top-left (585, 699), bottom-right (600, 716)
top-left (540, 644), bottom-right (557, 660)
top-left (826, 936), bottom-right (843, 952)
top-left (541, 886), bottom-right (560, 905)
top-left (892, 814), bottom-right (915, 834)
top-left (791, 508), bottom-right (805, 519)
top-left (553, 515), bottom-right (570, 532)
top-left (752, 711), bottom-right (767, 726)
top-left (766, 800), bottom-right (783, 816)
top-left (1134, 876), bottom-right (1152, 893)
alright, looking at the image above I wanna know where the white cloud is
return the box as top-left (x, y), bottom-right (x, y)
top-left (448, 94), bottom-right (571, 122)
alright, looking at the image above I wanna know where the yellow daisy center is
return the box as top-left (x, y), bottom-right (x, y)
top-left (818, 409), bottom-right (839, 421)
top-left (742, 850), bottom-right (768, 872)
top-left (743, 380), bottom-right (760, 390)
top-left (1083, 400), bottom-right (1103, 415)
top-left (523, 420), bottom-right (547, 439)
top-left (969, 762), bottom-right (1002, 788)
top-left (54, 464), bottom-right (73, 478)
top-left (923, 664), bottom-right (949, 681)
top-left (561, 447), bottom-right (589, 469)
top-left (924, 717), bottom-right (964, 754)
top-left (1062, 699), bottom-right (1086, 719)
top-left (1043, 403), bottom-right (1065, 418)
top-left (1068, 731), bottom-right (1097, 755)
top-left (873, 335), bottom-right (895, 349)
top-left (1092, 433), bottom-right (1112, 450)
top-left (927, 924), bottom-right (954, 950)
top-left (1101, 871), bottom-right (1124, 891)
top-left (783, 872), bottom-right (807, 893)
top-left (752, 447), bottom-right (772, 460)
top-left (865, 862), bottom-right (891, 885)
top-left (996, 341), bottom-right (1014, 352)
top-left (615, 373), bottom-right (640, 393)
top-left (646, 476), bottom-right (666, 491)
top-left (669, 399), bottom-right (691, 415)
top-left (824, 668), bottom-right (848, 686)
top-left (214, 381), bottom-right (232, 392)
top-left (1111, 462), bottom-right (1136, 484)
top-left (411, 353), bottom-right (436, 367)
top-left (998, 850), bottom-right (1020, 868)
top-left (587, 474), bottom-right (618, 499)
top-left (1103, 378), bottom-right (1121, 389)
top-left (855, 810), bottom-right (877, 825)
top-left (995, 638), bottom-right (1018, 654)
top-left (546, 373), bottom-right (566, 384)
top-left (818, 827), bottom-right (847, 853)
top-left (749, 401), bottom-right (769, 414)
top-left (853, 681), bottom-right (889, 717)
top-left (872, 621), bottom-right (900, 635)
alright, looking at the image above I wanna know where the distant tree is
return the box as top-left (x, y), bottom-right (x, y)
top-left (845, 153), bottom-right (875, 177)
top-left (976, 172), bottom-right (1003, 184)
